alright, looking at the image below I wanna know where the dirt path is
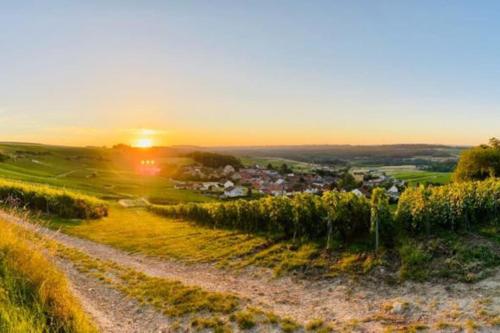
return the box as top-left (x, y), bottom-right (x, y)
top-left (59, 258), bottom-right (172, 333)
top-left (1, 210), bottom-right (499, 332)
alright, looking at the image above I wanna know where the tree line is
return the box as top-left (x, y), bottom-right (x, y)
top-left (188, 151), bottom-right (243, 169)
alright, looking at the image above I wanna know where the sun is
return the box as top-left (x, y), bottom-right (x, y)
top-left (134, 138), bottom-right (153, 148)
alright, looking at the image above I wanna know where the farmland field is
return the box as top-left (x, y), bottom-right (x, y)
top-left (0, 143), bottom-right (211, 203)
top-left (239, 156), bottom-right (319, 172)
top-left (359, 165), bottom-right (452, 185)
top-left (390, 170), bottom-right (452, 185)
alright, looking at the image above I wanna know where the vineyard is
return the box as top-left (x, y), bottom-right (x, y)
top-left (151, 179), bottom-right (500, 247)
top-left (0, 179), bottom-right (108, 219)
top-left (396, 179), bottom-right (500, 233)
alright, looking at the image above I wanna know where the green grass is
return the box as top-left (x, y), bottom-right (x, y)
top-left (54, 206), bottom-right (270, 263)
top-left (49, 205), bottom-right (500, 282)
top-left (398, 232), bottom-right (500, 282)
top-left (49, 206), bottom-right (387, 278)
top-left (0, 219), bottom-right (96, 333)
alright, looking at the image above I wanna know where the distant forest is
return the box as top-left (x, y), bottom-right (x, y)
top-left (205, 144), bottom-right (465, 167)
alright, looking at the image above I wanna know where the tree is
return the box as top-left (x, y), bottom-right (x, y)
top-left (489, 137), bottom-right (500, 149)
top-left (188, 151), bottom-right (243, 169)
top-left (453, 138), bottom-right (500, 182)
top-left (279, 163), bottom-right (293, 175)
top-left (337, 172), bottom-right (359, 191)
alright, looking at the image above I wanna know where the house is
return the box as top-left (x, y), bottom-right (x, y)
top-left (387, 185), bottom-right (400, 201)
top-left (224, 186), bottom-right (247, 198)
top-left (223, 165), bottom-right (235, 175)
top-left (201, 182), bottom-right (224, 193)
top-left (388, 185), bottom-right (399, 195)
top-left (351, 189), bottom-right (365, 198)
top-left (231, 172), bottom-right (241, 182)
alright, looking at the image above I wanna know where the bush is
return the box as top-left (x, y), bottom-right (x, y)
top-left (0, 178), bottom-right (108, 219)
top-left (0, 152), bottom-right (8, 162)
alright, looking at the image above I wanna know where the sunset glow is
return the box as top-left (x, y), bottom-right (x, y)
top-left (134, 138), bottom-right (153, 148)
top-left (1, 2), bottom-right (499, 147)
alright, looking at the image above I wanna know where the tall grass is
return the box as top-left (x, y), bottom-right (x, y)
top-left (0, 178), bottom-right (107, 219)
top-left (0, 219), bottom-right (97, 332)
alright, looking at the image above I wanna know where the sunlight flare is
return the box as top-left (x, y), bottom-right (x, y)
top-left (134, 138), bottom-right (153, 148)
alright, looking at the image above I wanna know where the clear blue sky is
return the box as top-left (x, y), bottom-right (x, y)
top-left (1, 1), bottom-right (499, 146)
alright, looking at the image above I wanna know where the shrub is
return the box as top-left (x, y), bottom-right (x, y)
top-left (0, 178), bottom-right (108, 219)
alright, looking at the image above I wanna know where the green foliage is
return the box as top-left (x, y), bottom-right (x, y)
top-left (279, 163), bottom-right (293, 175)
top-left (0, 152), bottom-right (8, 162)
top-left (337, 172), bottom-right (359, 191)
top-left (453, 138), bottom-right (500, 182)
top-left (396, 179), bottom-right (500, 234)
top-left (398, 242), bottom-right (432, 280)
top-left (370, 188), bottom-right (394, 250)
top-left (150, 191), bottom-right (371, 244)
top-left (398, 236), bottom-right (500, 282)
top-left (0, 178), bottom-right (107, 219)
top-left (188, 151), bottom-right (243, 169)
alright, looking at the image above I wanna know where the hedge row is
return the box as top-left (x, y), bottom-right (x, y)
top-left (396, 179), bottom-right (499, 233)
top-left (150, 191), bottom-right (370, 242)
top-left (0, 179), bottom-right (108, 219)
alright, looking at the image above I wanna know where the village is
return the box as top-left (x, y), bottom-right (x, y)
top-left (171, 162), bottom-right (404, 201)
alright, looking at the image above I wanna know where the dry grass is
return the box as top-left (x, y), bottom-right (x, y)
top-left (0, 219), bottom-right (96, 332)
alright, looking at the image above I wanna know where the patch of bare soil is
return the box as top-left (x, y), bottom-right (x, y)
top-left (1, 210), bottom-right (498, 332)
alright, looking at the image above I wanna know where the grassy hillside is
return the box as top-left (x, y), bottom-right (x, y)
top-left (0, 219), bottom-right (96, 333)
top-left (0, 143), bottom-right (211, 203)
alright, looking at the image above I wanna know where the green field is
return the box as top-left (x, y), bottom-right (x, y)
top-left (390, 170), bottom-right (452, 185)
top-left (0, 143), bottom-right (212, 203)
top-left (239, 156), bottom-right (318, 172)
top-left (358, 165), bottom-right (452, 185)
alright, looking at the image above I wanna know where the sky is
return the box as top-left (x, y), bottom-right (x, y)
top-left (1, 1), bottom-right (499, 147)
